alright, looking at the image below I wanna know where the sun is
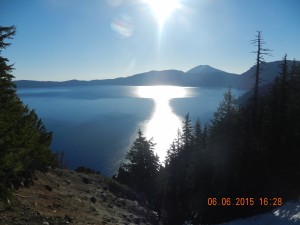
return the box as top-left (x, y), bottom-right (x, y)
top-left (145, 0), bottom-right (180, 28)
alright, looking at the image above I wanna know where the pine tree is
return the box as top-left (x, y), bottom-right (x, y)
top-left (0, 26), bottom-right (16, 105)
top-left (193, 118), bottom-right (202, 148)
top-left (210, 88), bottom-right (238, 141)
top-left (278, 54), bottom-right (289, 113)
top-left (202, 124), bottom-right (208, 149)
top-left (289, 59), bottom-right (298, 80)
top-left (165, 141), bottom-right (177, 165)
top-left (181, 113), bottom-right (193, 149)
top-left (0, 26), bottom-right (58, 199)
top-left (116, 130), bottom-right (159, 201)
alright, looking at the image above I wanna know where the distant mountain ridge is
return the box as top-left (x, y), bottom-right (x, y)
top-left (187, 65), bottom-right (229, 74)
top-left (185, 64), bottom-right (239, 88)
top-left (14, 61), bottom-right (298, 90)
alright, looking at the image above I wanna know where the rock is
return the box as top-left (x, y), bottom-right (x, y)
top-left (53, 203), bottom-right (61, 208)
top-left (90, 196), bottom-right (97, 203)
top-left (44, 184), bottom-right (52, 191)
top-left (137, 206), bottom-right (147, 214)
top-left (0, 200), bottom-right (6, 210)
top-left (117, 198), bottom-right (125, 206)
top-left (122, 214), bottom-right (132, 223)
top-left (56, 171), bottom-right (63, 177)
top-left (74, 197), bottom-right (82, 203)
top-left (125, 199), bottom-right (138, 208)
top-left (64, 214), bottom-right (74, 222)
top-left (82, 177), bottom-right (91, 184)
top-left (103, 216), bottom-right (112, 223)
top-left (19, 178), bottom-right (25, 187)
top-left (102, 193), bottom-right (107, 200)
top-left (90, 206), bottom-right (97, 212)
top-left (132, 216), bottom-right (141, 224)
top-left (43, 222), bottom-right (50, 225)
top-left (64, 179), bottom-right (71, 185)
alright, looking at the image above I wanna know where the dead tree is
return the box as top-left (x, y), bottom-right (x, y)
top-left (251, 31), bottom-right (272, 113)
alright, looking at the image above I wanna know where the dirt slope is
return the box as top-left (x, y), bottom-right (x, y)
top-left (0, 168), bottom-right (158, 225)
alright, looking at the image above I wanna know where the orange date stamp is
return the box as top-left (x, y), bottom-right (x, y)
top-left (207, 197), bottom-right (283, 206)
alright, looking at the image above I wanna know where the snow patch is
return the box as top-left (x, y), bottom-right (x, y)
top-left (217, 198), bottom-right (300, 225)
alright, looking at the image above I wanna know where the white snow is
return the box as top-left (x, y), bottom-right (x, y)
top-left (217, 198), bottom-right (300, 225)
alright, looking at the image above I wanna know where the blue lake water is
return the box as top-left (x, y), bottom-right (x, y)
top-left (17, 85), bottom-right (245, 176)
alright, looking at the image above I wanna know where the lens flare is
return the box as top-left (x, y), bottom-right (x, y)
top-left (111, 14), bottom-right (134, 38)
top-left (106, 0), bottom-right (124, 7)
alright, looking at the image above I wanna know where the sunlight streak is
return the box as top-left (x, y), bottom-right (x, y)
top-left (136, 86), bottom-right (190, 161)
top-left (137, 85), bottom-right (186, 100)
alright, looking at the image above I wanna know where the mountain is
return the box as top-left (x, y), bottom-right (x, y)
top-left (99, 70), bottom-right (185, 86)
top-left (14, 61), bottom-right (298, 90)
top-left (15, 70), bottom-right (185, 88)
top-left (237, 60), bottom-right (294, 89)
top-left (185, 65), bottom-right (239, 87)
top-left (14, 79), bottom-right (89, 88)
top-left (187, 64), bottom-right (229, 74)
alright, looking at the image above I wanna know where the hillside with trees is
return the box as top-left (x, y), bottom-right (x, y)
top-left (115, 32), bottom-right (300, 224)
top-left (0, 26), bottom-right (58, 200)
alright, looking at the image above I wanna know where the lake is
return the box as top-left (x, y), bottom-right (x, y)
top-left (17, 85), bottom-right (245, 176)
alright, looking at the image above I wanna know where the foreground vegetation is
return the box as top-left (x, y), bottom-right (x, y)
top-left (0, 26), bottom-right (58, 200)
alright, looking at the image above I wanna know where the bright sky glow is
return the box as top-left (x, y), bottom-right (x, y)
top-left (145, 0), bottom-right (180, 29)
top-left (1, 0), bottom-right (300, 81)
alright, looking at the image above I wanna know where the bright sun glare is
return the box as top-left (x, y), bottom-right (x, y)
top-left (136, 86), bottom-right (189, 161)
top-left (137, 85), bottom-right (186, 100)
top-left (145, 0), bottom-right (180, 28)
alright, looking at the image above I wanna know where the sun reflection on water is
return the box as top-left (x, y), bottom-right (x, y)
top-left (136, 86), bottom-right (191, 162)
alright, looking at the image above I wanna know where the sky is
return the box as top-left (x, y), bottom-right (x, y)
top-left (1, 0), bottom-right (300, 81)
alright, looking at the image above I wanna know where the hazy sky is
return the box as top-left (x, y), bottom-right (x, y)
top-left (2, 0), bottom-right (300, 81)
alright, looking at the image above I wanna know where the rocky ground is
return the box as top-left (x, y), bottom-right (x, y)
top-left (0, 168), bottom-right (159, 225)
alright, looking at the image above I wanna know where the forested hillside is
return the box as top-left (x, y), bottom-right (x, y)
top-left (115, 33), bottom-right (300, 224)
top-left (0, 26), bottom-right (58, 200)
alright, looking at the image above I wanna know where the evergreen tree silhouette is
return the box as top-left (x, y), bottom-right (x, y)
top-left (116, 130), bottom-right (159, 202)
top-left (0, 26), bottom-right (58, 200)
